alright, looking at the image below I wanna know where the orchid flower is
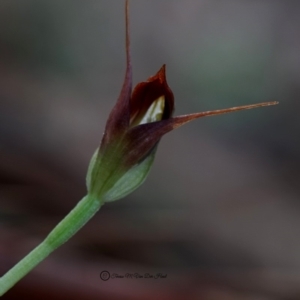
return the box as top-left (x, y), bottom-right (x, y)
top-left (0, 1), bottom-right (277, 296)
top-left (87, 1), bottom-right (277, 203)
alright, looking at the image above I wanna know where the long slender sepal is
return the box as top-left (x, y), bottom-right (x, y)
top-left (122, 101), bottom-right (278, 167)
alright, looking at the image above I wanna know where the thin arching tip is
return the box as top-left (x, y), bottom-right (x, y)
top-left (260, 101), bottom-right (279, 106)
top-left (125, 0), bottom-right (131, 68)
top-left (126, 0), bottom-right (129, 20)
top-left (125, 0), bottom-right (129, 15)
top-left (270, 101), bottom-right (279, 105)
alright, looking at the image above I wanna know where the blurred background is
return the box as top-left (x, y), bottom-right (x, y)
top-left (0, 1), bottom-right (299, 299)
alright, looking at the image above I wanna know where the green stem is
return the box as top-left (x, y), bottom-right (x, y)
top-left (0, 194), bottom-right (101, 296)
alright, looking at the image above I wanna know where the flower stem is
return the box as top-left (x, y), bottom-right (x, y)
top-left (0, 194), bottom-right (101, 296)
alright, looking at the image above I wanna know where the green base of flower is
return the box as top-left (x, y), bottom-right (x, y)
top-left (0, 194), bottom-right (101, 296)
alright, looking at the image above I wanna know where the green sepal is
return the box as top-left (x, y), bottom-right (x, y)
top-left (86, 148), bottom-right (98, 191)
top-left (103, 147), bottom-right (157, 202)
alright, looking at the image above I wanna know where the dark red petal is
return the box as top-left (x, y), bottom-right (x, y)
top-left (123, 101), bottom-right (278, 167)
top-left (101, 0), bottom-right (132, 148)
top-left (130, 65), bottom-right (174, 125)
